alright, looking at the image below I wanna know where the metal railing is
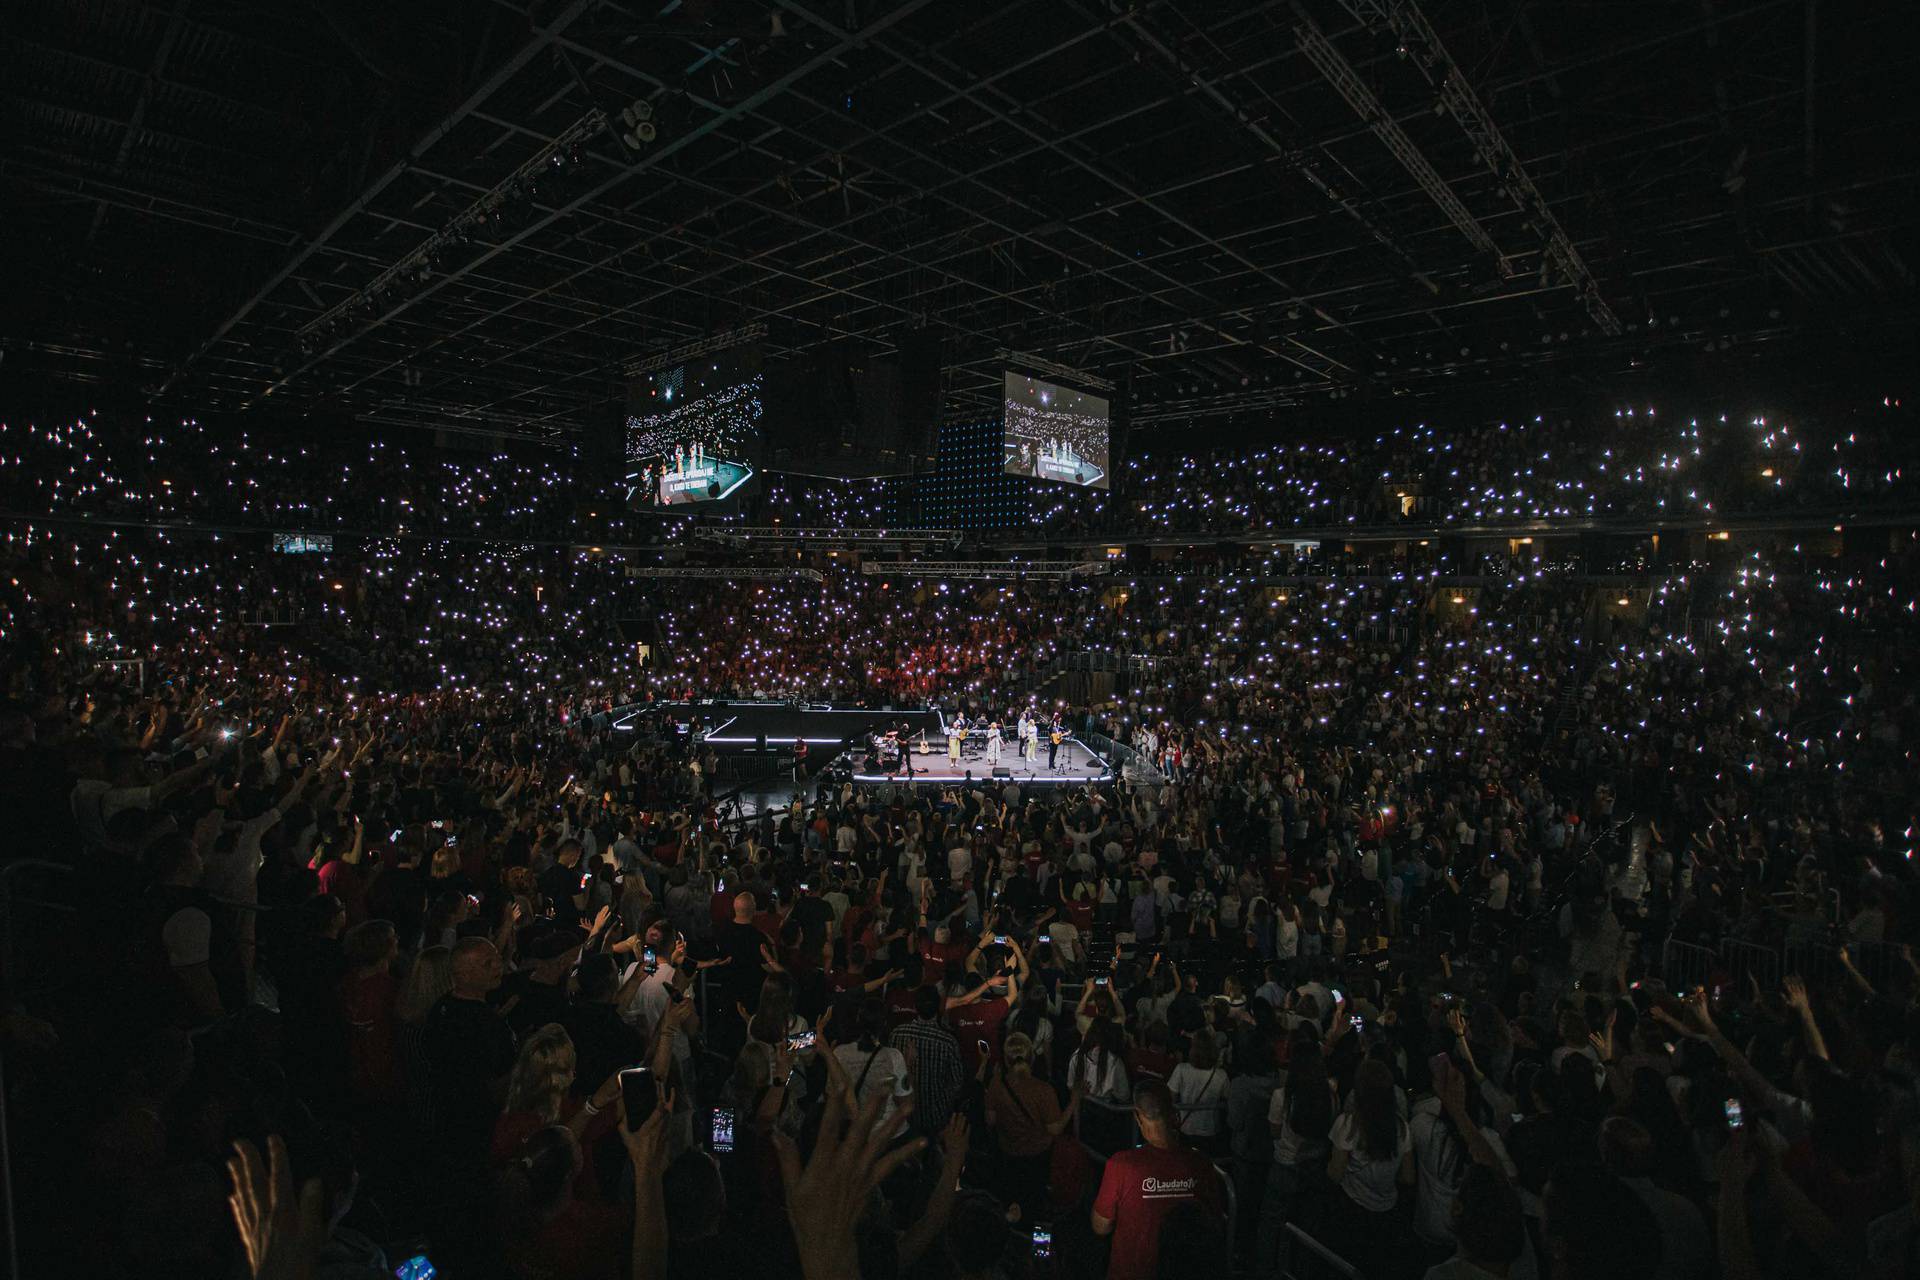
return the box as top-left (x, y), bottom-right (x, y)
top-left (1720, 938), bottom-right (1783, 994)
top-left (1665, 930), bottom-right (1912, 997)
top-left (1282, 1223), bottom-right (1362, 1280)
top-left (1659, 937), bottom-right (1717, 992)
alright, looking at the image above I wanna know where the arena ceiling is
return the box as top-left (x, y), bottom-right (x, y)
top-left (2, 0), bottom-right (1915, 441)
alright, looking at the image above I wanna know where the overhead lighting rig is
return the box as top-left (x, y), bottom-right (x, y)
top-left (1334, 0), bottom-right (1621, 335)
top-left (996, 349), bottom-right (1116, 393)
top-left (1293, 10), bottom-right (1511, 279)
top-left (295, 110), bottom-right (610, 350)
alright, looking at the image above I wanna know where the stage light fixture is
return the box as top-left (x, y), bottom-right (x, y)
top-left (620, 100), bottom-right (657, 149)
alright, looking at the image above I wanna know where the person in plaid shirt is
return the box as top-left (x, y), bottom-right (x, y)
top-left (889, 985), bottom-right (965, 1134)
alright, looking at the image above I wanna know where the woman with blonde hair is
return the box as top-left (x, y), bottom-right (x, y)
top-left (726, 1039), bottom-right (804, 1137)
top-left (428, 845), bottom-right (464, 883)
top-left (490, 1023), bottom-right (621, 1180)
top-left (504, 1024), bottom-right (578, 1124)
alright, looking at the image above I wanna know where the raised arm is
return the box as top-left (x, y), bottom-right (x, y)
top-left (1653, 993), bottom-right (1778, 1108)
top-left (1781, 978), bottom-right (1829, 1062)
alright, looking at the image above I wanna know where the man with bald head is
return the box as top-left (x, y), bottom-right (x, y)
top-left (711, 890), bottom-right (768, 1054)
top-left (418, 938), bottom-right (516, 1159)
top-left (1092, 1080), bottom-right (1226, 1280)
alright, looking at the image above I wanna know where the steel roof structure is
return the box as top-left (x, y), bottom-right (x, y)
top-left (4, 0), bottom-right (1915, 442)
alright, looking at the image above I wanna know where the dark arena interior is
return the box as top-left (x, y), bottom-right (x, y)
top-left (3, 2), bottom-right (1920, 1278)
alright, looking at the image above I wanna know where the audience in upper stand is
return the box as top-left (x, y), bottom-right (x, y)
top-left (5, 403), bottom-right (1910, 545)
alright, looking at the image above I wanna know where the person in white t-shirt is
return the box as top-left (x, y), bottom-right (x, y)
top-left (1409, 1063), bottom-right (1516, 1250)
top-left (1167, 1030), bottom-right (1230, 1145)
top-left (1328, 1060), bottom-right (1415, 1272)
top-left (1045, 917), bottom-right (1081, 969)
top-left (832, 998), bottom-right (913, 1137)
top-left (1484, 857), bottom-right (1511, 914)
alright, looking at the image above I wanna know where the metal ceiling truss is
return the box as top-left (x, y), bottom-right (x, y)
top-left (623, 323), bottom-right (769, 379)
top-left (1332, 0), bottom-right (1621, 335)
top-left (1292, 9), bottom-right (1510, 281)
top-left (5, 0), bottom-right (1914, 439)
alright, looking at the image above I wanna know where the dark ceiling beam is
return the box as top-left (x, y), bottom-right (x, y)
top-left (1114, 2), bottom-right (1443, 301)
top-left (84, 0), bottom-right (191, 246)
top-left (3, 30), bottom-right (302, 133)
top-left (326, 56), bottom-right (1873, 429)
top-left (285, 0), bottom-right (945, 423)
top-left (280, 0), bottom-right (1375, 421)
top-left (1, 156), bottom-right (302, 246)
top-left (488, 6), bottom-right (1177, 334)
top-left (493, 0), bottom-right (1318, 380)
top-left (839, 8), bottom-right (1356, 380)
top-left (158, 0), bottom-right (605, 398)
top-left (315, 0), bottom-right (1190, 426)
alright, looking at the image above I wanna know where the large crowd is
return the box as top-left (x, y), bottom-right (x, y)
top-left (5, 402), bottom-right (1911, 546)
top-left (1, 403), bottom-right (1917, 1280)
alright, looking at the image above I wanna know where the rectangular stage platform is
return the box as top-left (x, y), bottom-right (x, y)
top-left (848, 722), bottom-right (1113, 786)
top-left (609, 700), bottom-right (1113, 788)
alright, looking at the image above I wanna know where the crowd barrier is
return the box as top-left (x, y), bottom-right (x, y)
top-left (1282, 1222), bottom-right (1362, 1280)
top-left (1719, 938), bottom-right (1782, 994)
top-left (1665, 930), bottom-right (1910, 996)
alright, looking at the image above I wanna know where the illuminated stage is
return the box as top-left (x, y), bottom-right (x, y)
top-left (851, 724), bottom-right (1114, 786)
top-left (608, 700), bottom-right (1114, 787)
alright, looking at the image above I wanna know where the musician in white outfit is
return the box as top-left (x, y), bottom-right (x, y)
top-left (1018, 710), bottom-right (1035, 762)
top-left (986, 720), bottom-right (1003, 766)
top-left (948, 713), bottom-right (966, 763)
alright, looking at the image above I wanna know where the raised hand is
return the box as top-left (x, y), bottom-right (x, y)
top-left (772, 1088), bottom-right (926, 1280)
top-left (619, 1084), bottom-right (676, 1172)
top-left (939, 1113), bottom-right (971, 1173)
top-left (225, 1135), bottom-right (324, 1280)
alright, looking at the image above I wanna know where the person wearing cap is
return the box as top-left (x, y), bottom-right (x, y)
top-left (985, 1030), bottom-right (1081, 1214)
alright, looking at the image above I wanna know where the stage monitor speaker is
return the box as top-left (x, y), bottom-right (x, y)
top-left (992, 767), bottom-right (1012, 779)
top-left (755, 732), bottom-right (767, 752)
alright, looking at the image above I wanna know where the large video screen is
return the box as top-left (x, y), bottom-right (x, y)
top-left (624, 351), bottom-right (763, 506)
top-left (1003, 372), bottom-right (1109, 489)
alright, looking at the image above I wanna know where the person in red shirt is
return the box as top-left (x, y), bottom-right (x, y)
top-left (1091, 1080), bottom-right (1227, 1280)
top-left (922, 923), bottom-right (972, 983)
top-left (947, 929), bottom-right (1034, 1067)
top-left (341, 919), bottom-right (399, 1105)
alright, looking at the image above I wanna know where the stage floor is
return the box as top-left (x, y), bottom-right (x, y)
top-left (849, 735), bottom-right (1112, 786)
top-left (851, 708), bottom-right (1113, 786)
top-left (608, 700), bottom-right (1114, 789)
